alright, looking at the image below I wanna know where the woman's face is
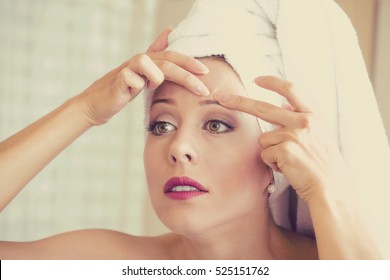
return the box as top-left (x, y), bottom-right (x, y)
top-left (144, 58), bottom-right (271, 235)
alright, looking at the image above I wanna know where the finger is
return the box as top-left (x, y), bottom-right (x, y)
top-left (282, 103), bottom-right (295, 112)
top-left (155, 59), bottom-right (210, 96)
top-left (214, 92), bottom-right (297, 127)
top-left (128, 54), bottom-right (164, 90)
top-left (258, 129), bottom-right (292, 149)
top-left (254, 76), bottom-right (312, 113)
top-left (260, 145), bottom-right (284, 173)
top-left (146, 28), bottom-right (171, 53)
top-left (117, 67), bottom-right (145, 99)
top-left (149, 51), bottom-right (209, 75)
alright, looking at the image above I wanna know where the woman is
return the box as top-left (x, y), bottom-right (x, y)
top-left (0, 48), bottom-right (381, 259)
top-left (0, 53), bottom-right (319, 259)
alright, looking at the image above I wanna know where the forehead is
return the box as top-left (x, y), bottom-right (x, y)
top-left (153, 57), bottom-right (245, 100)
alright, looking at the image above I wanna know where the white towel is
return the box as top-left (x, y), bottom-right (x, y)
top-left (148, 0), bottom-right (390, 244)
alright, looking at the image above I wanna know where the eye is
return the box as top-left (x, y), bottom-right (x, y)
top-left (203, 119), bottom-right (234, 134)
top-left (147, 121), bottom-right (176, 136)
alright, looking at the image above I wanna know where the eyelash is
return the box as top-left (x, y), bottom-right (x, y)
top-left (146, 120), bottom-right (174, 136)
top-left (146, 119), bottom-right (235, 136)
top-left (203, 118), bottom-right (235, 134)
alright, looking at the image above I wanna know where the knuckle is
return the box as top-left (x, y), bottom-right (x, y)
top-left (260, 148), bottom-right (273, 161)
top-left (158, 60), bottom-right (174, 72)
top-left (260, 149), bottom-right (269, 161)
top-left (279, 141), bottom-right (294, 155)
top-left (131, 53), bottom-right (143, 63)
top-left (258, 135), bottom-right (265, 147)
top-left (279, 80), bottom-right (297, 100)
top-left (119, 68), bottom-right (145, 89)
top-left (284, 130), bottom-right (298, 142)
top-left (297, 114), bottom-right (314, 128)
top-left (258, 133), bottom-right (270, 148)
top-left (183, 71), bottom-right (195, 84)
top-left (182, 55), bottom-right (193, 66)
top-left (118, 68), bottom-right (131, 84)
top-left (282, 80), bottom-right (295, 94)
top-left (230, 95), bottom-right (243, 107)
top-left (133, 53), bottom-right (150, 66)
top-left (163, 50), bottom-right (176, 61)
top-left (256, 101), bottom-right (273, 114)
top-left (118, 67), bottom-right (128, 77)
top-left (134, 78), bottom-right (146, 90)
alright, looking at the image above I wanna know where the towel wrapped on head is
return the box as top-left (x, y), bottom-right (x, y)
top-left (146, 0), bottom-right (390, 241)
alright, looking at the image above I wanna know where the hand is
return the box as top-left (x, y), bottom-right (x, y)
top-left (75, 29), bottom-right (209, 126)
top-left (214, 76), bottom-right (348, 201)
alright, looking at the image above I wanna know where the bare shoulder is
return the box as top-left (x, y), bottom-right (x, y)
top-left (0, 229), bottom-right (177, 260)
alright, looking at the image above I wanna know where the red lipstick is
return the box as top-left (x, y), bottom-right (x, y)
top-left (164, 176), bottom-right (208, 200)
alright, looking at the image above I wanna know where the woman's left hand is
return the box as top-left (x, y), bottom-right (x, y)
top-left (213, 76), bottom-right (348, 201)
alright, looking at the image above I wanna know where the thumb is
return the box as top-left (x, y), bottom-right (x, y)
top-left (146, 28), bottom-right (172, 53)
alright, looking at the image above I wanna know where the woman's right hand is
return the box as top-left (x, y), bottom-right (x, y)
top-left (75, 45), bottom-right (209, 126)
top-left (0, 30), bottom-right (211, 216)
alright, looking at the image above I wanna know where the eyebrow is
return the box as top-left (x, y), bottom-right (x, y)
top-left (150, 98), bottom-right (174, 107)
top-left (150, 98), bottom-right (222, 107)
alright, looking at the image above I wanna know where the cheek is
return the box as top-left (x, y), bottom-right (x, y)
top-left (144, 139), bottom-right (166, 190)
top-left (217, 146), bottom-right (267, 187)
top-left (205, 138), bottom-right (270, 221)
top-left (207, 134), bottom-right (269, 191)
top-left (143, 140), bottom-right (153, 178)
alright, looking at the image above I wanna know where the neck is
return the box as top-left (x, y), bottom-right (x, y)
top-left (176, 208), bottom-right (289, 259)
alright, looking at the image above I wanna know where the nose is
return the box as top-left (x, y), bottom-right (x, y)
top-left (168, 131), bottom-right (198, 165)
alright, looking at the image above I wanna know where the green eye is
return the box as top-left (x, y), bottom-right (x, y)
top-left (204, 119), bottom-right (234, 134)
top-left (156, 122), bottom-right (169, 134)
top-left (148, 121), bottom-right (176, 136)
top-left (207, 121), bottom-right (221, 132)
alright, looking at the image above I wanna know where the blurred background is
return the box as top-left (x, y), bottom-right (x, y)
top-left (0, 0), bottom-right (389, 244)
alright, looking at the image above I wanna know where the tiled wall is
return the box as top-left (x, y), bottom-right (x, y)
top-left (0, 0), bottom-right (158, 241)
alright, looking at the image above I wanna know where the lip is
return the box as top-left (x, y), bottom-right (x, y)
top-left (164, 176), bottom-right (209, 200)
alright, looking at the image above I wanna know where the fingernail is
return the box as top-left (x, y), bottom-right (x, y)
top-left (254, 76), bottom-right (266, 84)
top-left (214, 92), bottom-right (231, 103)
top-left (195, 61), bottom-right (209, 74)
top-left (196, 83), bottom-right (210, 96)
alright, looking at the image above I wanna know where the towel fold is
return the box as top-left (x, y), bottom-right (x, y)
top-left (156, 0), bottom-right (390, 242)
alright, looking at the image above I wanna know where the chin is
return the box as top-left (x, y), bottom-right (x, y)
top-left (155, 208), bottom-right (215, 236)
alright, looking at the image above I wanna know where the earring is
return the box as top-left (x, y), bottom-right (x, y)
top-left (267, 181), bottom-right (276, 194)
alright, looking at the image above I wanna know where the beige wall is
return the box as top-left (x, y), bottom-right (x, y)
top-left (154, 0), bottom-right (194, 34)
top-left (373, 0), bottom-right (390, 140)
top-left (336, 0), bottom-right (389, 140)
top-left (335, 0), bottom-right (377, 75)
top-left (327, 0), bottom-right (390, 142)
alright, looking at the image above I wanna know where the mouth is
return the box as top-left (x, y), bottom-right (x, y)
top-left (164, 176), bottom-right (209, 200)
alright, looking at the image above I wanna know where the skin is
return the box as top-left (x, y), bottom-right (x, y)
top-left (145, 60), bottom-right (270, 235)
top-left (0, 30), bottom-right (381, 259)
top-left (143, 58), bottom-right (317, 259)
